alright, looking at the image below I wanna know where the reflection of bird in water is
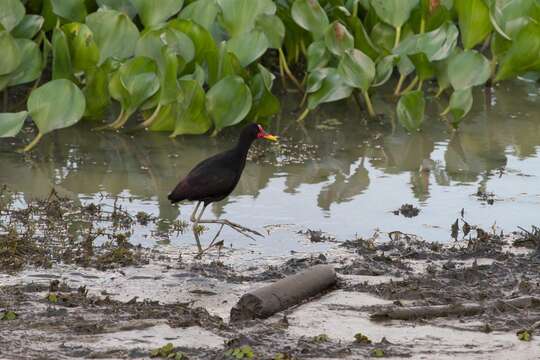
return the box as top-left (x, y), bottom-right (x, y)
top-left (167, 124), bottom-right (278, 255)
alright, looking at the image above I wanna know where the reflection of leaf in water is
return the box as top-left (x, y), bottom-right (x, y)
top-left (317, 161), bottom-right (369, 210)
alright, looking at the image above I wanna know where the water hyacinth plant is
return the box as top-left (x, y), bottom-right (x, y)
top-left (0, 0), bottom-right (538, 150)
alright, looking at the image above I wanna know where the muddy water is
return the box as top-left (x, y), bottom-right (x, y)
top-left (1, 80), bottom-right (540, 253)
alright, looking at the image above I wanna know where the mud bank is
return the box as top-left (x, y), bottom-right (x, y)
top-left (1, 220), bottom-right (540, 359)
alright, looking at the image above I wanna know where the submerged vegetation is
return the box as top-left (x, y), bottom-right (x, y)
top-left (0, 0), bottom-right (539, 150)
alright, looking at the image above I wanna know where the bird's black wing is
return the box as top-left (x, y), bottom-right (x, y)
top-left (168, 152), bottom-right (240, 203)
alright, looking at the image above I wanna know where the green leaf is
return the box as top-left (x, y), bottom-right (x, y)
top-left (28, 79), bottom-right (86, 134)
top-left (131, 0), bottom-right (184, 27)
top-left (398, 55), bottom-right (414, 76)
top-left (178, 0), bottom-right (219, 30)
top-left (157, 47), bottom-right (180, 105)
top-left (168, 19), bottom-right (216, 64)
top-left (206, 43), bottom-right (242, 86)
top-left (454, 0), bottom-right (492, 49)
top-left (371, 348), bottom-right (385, 358)
top-left (97, 0), bottom-right (138, 18)
top-left (1, 311), bottom-right (18, 321)
top-left (307, 68), bottom-right (353, 110)
top-left (409, 53), bottom-right (435, 80)
top-left (291, 0), bottom-right (329, 37)
top-left (171, 79), bottom-right (211, 136)
top-left (397, 90), bottom-right (424, 132)
top-left (109, 57), bottom-right (160, 117)
top-left (495, 22), bottom-right (540, 81)
top-left (448, 88), bottom-right (473, 127)
top-left (489, 0), bottom-right (534, 40)
top-left (324, 21), bottom-right (354, 56)
top-left (8, 39), bottom-right (42, 86)
top-left (52, 27), bottom-right (73, 80)
top-left (83, 65), bottom-right (110, 119)
top-left (0, 0), bottom-right (25, 31)
top-left (347, 16), bottom-right (380, 60)
top-left (50, 0), bottom-right (87, 22)
top-left (11, 15), bottom-right (44, 39)
top-left (370, 22), bottom-right (395, 53)
top-left (0, 31), bottom-right (21, 76)
top-left (86, 9), bottom-right (139, 65)
top-left (226, 31), bottom-right (270, 67)
top-left (0, 111), bottom-right (27, 138)
top-left (255, 14), bottom-right (285, 49)
top-left (62, 22), bottom-right (99, 72)
top-left (206, 75), bottom-right (252, 133)
top-left (249, 64), bottom-right (280, 119)
top-left (370, 0), bottom-right (419, 28)
top-left (217, 0), bottom-right (275, 37)
top-left (337, 49), bottom-right (375, 91)
top-left (517, 330), bottom-right (531, 342)
top-left (307, 40), bottom-right (330, 71)
top-left (372, 55), bottom-right (397, 87)
top-left (393, 22), bottom-right (458, 61)
top-left (448, 50), bottom-right (490, 90)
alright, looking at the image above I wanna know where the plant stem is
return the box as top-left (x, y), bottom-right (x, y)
top-left (278, 48), bottom-right (303, 92)
top-left (416, 79), bottom-right (424, 91)
top-left (362, 90), bottom-right (376, 118)
top-left (296, 108), bottom-right (310, 122)
top-left (435, 86), bottom-right (445, 98)
top-left (299, 91), bottom-right (308, 108)
top-left (22, 132), bottom-right (43, 152)
top-left (401, 76), bottom-right (419, 94)
top-left (139, 104), bottom-right (162, 129)
top-left (278, 50), bottom-right (287, 89)
top-left (352, 0), bottom-right (359, 18)
top-left (394, 74), bottom-right (406, 96)
top-left (440, 105), bottom-right (451, 116)
top-left (420, 17), bottom-right (426, 34)
top-left (393, 26), bottom-right (402, 48)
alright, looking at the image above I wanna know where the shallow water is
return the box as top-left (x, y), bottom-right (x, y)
top-left (1, 80), bottom-right (540, 254)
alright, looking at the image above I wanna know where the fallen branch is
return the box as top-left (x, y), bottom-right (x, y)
top-left (230, 265), bottom-right (337, 322)
top-left (371, 296), bottom-right (540, 321)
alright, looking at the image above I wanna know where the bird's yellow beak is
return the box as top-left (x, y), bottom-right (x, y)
top-left (262, 134), bottom-right (278, 142)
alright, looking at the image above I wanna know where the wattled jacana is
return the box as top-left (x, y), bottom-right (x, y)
top-left (168, 124), bottom-right (278, 254)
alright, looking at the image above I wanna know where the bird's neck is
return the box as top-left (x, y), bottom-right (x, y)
top-left (233, 136), bottom-right (255, 157)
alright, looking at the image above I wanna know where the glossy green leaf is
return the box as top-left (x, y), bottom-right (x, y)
top-left (372, 55), bottom-right (397, 87)
top-left (489, 0), bottom-right (533, 40)
top-left (448, 50), bottom-right (490, 89)
top-left (52, 27), bottom-right (73, 80)
top-left (157, 47), bottom-right (180, 105)
top-left (9, 39), bottom-right (42, 86)
top-left (86, 9), bottom-right (139, 65)
top-left (171, 79), bottom-right (212, 136)
top-left (370, 22), bottom-right (395, 53)
top-left (347, 16), bottom-right (380, 60)
top-left (307, 40), bottom-right (330, 71)
top-left (147, 103), bottom-right (176, 131)
top-left (206, 75), bottom-right (252, 133)
top-left (398, 55), bottom-right (414, 76)
top-left (370, 0), bottom-right (419, 28)
top-left (41, 0), bottom-right (58, 32)
top-left (131, 0), bottom-right (184, 27)
top-left (83, 65), bottom-right (110, 119)
top-left (63, 22), bottom-right (99, 72)
top-left (109, 57), bottom-right (160, 116)
top-left (337, 49), bottom-right (375, 91)
top-left (397, 90), bottom-right (424, 132)
top-left (448, 87), bottom-right (473, 127)
top-left (291, 0), bottom-right (329, 36)
top-left (206, 43), bottom-right (242, 86)
top-left (306, 67), bottom-right (331, 93)
top-left (393, 22), bottom-right (458, 61)
top-left (324, 21), bottom-right (354, 56)
top-left (0, 0), bottom-right (25, 31)
top-left (96, 0), bottom-right (137, 18)
top-left (409, 53), bottom-right (435, 80)
top-left (11, 15), bottom-right (44, 39)
top-left (255, 14), bottom-right (285, 49)
top-left (226, 31), bottom-right (270, 67)
top-left (168, 19), bottom-right (216, 63)
top-left (218, 0), bottom-right (275, 37)
top-left (135, 26), bottom-right (195, 66)
top-left (0, 31), bottom-right (21, 76)
top-left (307, 68), bottom-right (353, 110)
top-left (178, 0), bottom-right (219, 30)
top-left (249, 64), bottom-right (279, 119)
top-left (454, 0), bottom-right (492, 49)
top-left (28, 79), bottom-right (86, 134)
top-left (179, 64), bottom-right (205, 87)
top-left (0, 111), bottom-right (27, 138)
top-left (51, 0), bottom-right (87, 22)
top-left (495, 22), bottom-right (540, 81)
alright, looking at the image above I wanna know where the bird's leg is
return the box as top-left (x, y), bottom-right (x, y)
top-left (196, 218), bottom-right (264, 240)
top-left (195, 223), bottom-right (225, 259)
top-left (191, 202), bottom-right (205, 254)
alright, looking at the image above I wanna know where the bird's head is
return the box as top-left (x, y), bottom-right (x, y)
top-left (255, 124), bottom-right (278, 142)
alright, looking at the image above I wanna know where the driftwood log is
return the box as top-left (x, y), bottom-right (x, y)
top-left (230, 265), bottom-right (337, 322)
top-left (371, 296), bottom-right (540, 321)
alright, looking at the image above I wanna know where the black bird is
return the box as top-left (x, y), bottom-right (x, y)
top-left (168, 123), bottom-right (278, 254)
